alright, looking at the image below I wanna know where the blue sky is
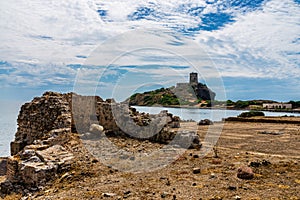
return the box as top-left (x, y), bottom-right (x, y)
top-left (0, 0), bottom-right (299, 104)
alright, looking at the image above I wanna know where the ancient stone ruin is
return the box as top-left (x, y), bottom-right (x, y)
top-left (0, 91), bottom-right (201, 196)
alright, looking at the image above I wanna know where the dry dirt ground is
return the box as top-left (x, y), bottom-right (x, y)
top-left (4, 118), bottom-right (300, 200)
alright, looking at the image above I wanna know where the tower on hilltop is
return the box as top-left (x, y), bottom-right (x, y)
top-left (189, 72), bottom-right (198, 86)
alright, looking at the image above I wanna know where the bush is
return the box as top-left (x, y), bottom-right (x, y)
top-left (238, 111), bottom-right (265, 118)
top-left (235, 100), bottom-right (250, 109)
top-left (226, 100), bottom-right (234, 106)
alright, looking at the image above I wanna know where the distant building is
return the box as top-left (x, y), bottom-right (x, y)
top-left (249, 105), bottom-right (263, 110)
top-left (263, 103), bottom-right (292, 110)
top-left (189, 72), bottom-right (198, 87)
top-left (174, 73), bottom-right (215, 101)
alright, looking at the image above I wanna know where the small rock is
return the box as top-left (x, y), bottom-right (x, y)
top-left (102, 193), bottom-right (117, 197)
top-left (119, 154), bottom-right (130, 160)
top-left (228, 185), bottom-right (237, 190)
top-left (193, 168), bottom-right (201, 174)
top-left (129, 156), bottom-right (135, 161)
top-left (249, 159), bottom-right (271, 167)
top-left (249, 161), bottom-right (261, 167)
top-left (124, 190), bottom-right (131, 195)
top-left (261, 159), bottom-right (271, 166)
top-left (237, 166), bottom-right (254, 180)
top-left (211, 159), bottom-right (222, 165)
top-left (234, 195), bottom-right (241, 200)
top-left (258, 131), bottom-right (284, 135)
top-left (198, 119), bottom-right (213, 126)
top-left (166, 180), bottom-right (171, 186)
top-left (161, 192), bottom-right (169, 198)
top-left (210, 173), bottom-right (216, 179)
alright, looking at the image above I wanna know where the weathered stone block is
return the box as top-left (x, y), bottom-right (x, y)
top-left (0, 158), bottom-right (7, 176)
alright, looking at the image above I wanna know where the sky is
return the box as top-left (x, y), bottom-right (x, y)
top-left (0, 0), bottom-right (300, 104)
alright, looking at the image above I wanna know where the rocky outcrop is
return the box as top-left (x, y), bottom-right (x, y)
top-left (173, 82), bottom-right (215, 102)
top-left (128, 73), bottom-right (216, 107)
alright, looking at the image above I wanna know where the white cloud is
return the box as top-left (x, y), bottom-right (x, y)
top-left (196, 0), bottom-right (300, 79)
top-left (0, 0), bottom-right (299, 100)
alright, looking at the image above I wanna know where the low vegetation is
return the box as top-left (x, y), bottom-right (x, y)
top-left (238, 111), bottom-right (265, 118)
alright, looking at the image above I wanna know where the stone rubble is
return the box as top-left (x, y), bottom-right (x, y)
top-left (0, 91), bottom-right (202, 196)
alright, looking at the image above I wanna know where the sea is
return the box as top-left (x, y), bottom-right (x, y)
top-left (0, 104), bottom-right (299, 157)
top-left (0, 101), bottom-right (21, 157)
top-left (133, 106), bottom-right (300, 122)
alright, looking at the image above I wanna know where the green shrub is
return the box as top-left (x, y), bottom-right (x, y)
top-left (238, 111), bottom-right (265, 118)
top-left (235, 100), bottom-right (250, 109)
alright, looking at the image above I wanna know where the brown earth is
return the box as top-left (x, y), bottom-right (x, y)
top-left (2, 118), bottom-right (300, 200)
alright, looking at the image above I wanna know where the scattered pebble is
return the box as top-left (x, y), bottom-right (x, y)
top-left (161, 191), bottom-right (169, 198)
top-left (249, 159), bottom-right (271, 167)
top-left (102, 193), bottom-right (117, 197)
top-left (193, 168), bottom-right (201, 174)
top-left (211, 159), bottom-right (222, 165)
top-left (124, 190), bottom-right (131, 195)
top-left (234, 195), bottom-right (241, 200)
top-left (228, 185), bottom-right (237, 191)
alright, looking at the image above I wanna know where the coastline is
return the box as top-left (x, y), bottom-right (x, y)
top-left (132, 104), bottom-right (300, 114)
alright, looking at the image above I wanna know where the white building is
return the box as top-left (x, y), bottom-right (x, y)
top-left (262, 103), bottom-right (292, 110)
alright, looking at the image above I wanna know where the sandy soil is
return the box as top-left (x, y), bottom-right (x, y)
top-left (3, 118), bottom-right (300, 200)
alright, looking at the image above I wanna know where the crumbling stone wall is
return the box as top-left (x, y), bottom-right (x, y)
top-left (71, 94), bottom-right (181, 142)
top-left (11, 92), bottom-right (72, 156)
top-left (1, 91), bottom-right (200, 196)
top-left (10, 91), bottom-right (182, 157)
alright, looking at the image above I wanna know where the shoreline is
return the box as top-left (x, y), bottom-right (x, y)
top-left (132, 104), bottom-right (300, 114)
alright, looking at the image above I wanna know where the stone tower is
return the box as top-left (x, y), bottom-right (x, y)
top-left (189, 72), bottom-right (198, 86)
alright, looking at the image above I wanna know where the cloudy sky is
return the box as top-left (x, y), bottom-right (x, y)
top-left (0, 0), bottom-right (299, 103)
